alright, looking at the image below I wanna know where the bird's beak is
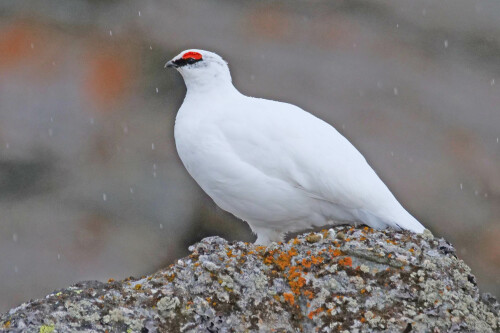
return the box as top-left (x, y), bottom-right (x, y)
top-left (165, 60), bottom-right (177, 68)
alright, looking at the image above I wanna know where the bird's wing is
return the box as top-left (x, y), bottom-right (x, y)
top-left (217, 96), bottom-right (400, 217)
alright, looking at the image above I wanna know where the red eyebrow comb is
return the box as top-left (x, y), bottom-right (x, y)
top-left (182, 51), bottom-right (202, 60)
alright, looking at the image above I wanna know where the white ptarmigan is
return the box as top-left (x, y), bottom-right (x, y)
top-left (167, 49), bottom-right (425, 245)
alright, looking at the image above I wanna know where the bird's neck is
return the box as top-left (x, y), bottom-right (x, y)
top-left (182, 69), bottom-right (237, 96)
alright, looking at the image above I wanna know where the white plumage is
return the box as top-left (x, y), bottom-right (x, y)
top-left (166, 49), bottom-right (425, 245)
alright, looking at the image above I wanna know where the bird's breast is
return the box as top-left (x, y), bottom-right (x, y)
top-left (174, 109), bottom-right (227, 180)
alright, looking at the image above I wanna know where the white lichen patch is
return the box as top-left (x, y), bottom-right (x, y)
top-left (157, 296), bottom-right (180, 313)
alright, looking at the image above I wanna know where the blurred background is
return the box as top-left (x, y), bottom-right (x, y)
top-left (0, 0), bottom-right (499, 312)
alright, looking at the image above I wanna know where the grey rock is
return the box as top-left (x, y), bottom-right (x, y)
top-left (1, 226), bottom-right (499, 332)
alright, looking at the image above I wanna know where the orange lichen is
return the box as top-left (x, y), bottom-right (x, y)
top-left (288, 268), bottom-right (306, 293)
top-left (288, 267), bottom-right (302, 280)
top-left (311, 255), bottom-right (324, 265)
top-left (338, 257), bottom-right (353, 267)
top-left (262, 248), bottom-right (299, 270)
top-left (303, 290), bottom-right (315, 299)
top-left (107, 278), bottom-right (115, 283)
top-left (301, 258), bottom-right (312, 268)
top-left (308, 307), bottom-right (324, 319)
top-left (275, 252), bottom-right (292, 270)
top-left (264, 255), bottom-right (274, 265)
top-left (283, 292), bottom-right (295, 305)
top-left (134, 284), bottom-right (142, 290)
top-left (409, 248), bottom-right (415, 253)
top-left (289, 276), bottom-right (307, 295)
top-left (329, 248), bottom-right (343, 257)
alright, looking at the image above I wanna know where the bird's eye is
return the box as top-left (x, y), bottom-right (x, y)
top-left (171, 51), bottom-right (203, 68)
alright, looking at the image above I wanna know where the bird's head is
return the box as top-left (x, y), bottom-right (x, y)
top-left (166, 49), bottom-right (232, 91)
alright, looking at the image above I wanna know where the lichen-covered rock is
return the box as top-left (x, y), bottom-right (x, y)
top-left (1, 226), bottom-right (499, 332)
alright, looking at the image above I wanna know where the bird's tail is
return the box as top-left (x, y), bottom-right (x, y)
top-left (393, 209), bottom-right (425, 233)
top-left (355, 208), bottom-right (425, 233)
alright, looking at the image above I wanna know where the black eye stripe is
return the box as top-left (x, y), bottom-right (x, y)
top-left (172, 57), bottom-right (203, 67)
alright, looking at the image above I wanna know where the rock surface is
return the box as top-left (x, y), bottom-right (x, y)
top-left (1, 226), bottom-right (499, 332)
